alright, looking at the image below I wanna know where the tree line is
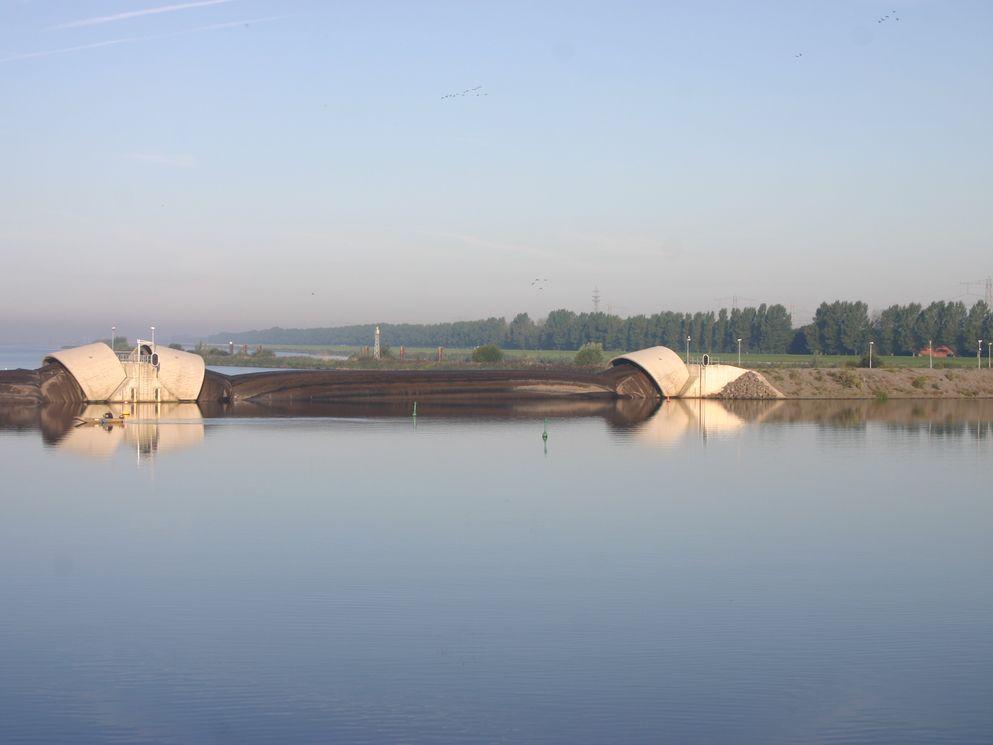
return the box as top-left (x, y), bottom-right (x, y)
top-left (210, 304), bottom-right (792, 353)
top-left (795, 300), bottom-right (993, 356)
top-left (210, 299), bottom-right (993, 356)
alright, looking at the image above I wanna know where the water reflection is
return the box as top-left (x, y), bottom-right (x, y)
top-left (0, 403), bottom-right (204, 459)
top-left (634, 399), bottom-right (782, 445)
top-left (723, 398), bottom-right (993, 440)
top-left (2, 398), bottom-right (993, 458)
top-left (1, 394), bottom-right (992, 744)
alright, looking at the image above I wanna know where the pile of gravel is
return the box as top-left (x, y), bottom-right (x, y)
top-left (715, 371), bottom-right (783, 399)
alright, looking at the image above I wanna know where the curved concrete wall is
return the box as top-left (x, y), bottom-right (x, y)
top-left (153, 347), bottom-right (206, 401)
top-left (44, 343), bottom-right (126, 403)
top-left (610, 346), bottom-right (689, 398)
top-left (43, 343), bottom-right (205, 402)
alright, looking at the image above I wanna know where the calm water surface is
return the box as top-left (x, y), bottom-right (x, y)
top-left (1, 383), bottom-right (992, 743)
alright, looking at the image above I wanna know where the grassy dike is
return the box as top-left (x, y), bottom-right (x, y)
top-left (761, 367), bottom-right (993, 399)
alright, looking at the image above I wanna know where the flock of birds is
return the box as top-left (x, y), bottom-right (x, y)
top-left (530, 278), bottom-right (550, 291)
top-left (795, 9), bottom-right (902, 60)
top-left (442, 13), bottom-right (904, 94)
top-left (441, 85), bottom-right (487, 100)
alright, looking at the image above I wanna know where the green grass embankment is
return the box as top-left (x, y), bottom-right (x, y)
top-left (761, 367), bottom-right (993, 399)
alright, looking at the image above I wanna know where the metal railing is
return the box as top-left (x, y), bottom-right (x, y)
top-left (117, 352), bottom-right (155, 364)
top-left (688, 354), bottom-right (724, 366)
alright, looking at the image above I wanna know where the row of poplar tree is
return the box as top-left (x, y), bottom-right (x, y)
top-left (214, 300), bottom-right (993, 356)
top-left (798, 300), bottom-right (993, 356)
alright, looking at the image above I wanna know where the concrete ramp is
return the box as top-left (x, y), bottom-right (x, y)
top-left (680, 363), bottom-right (750, 397)
top-left (680, 363), bottom-right (783, 398)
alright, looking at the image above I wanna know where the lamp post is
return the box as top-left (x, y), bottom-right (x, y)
top-left (988, 340), bottom-right (992, 369)
top-left (929, 339), bottom-right (933, 369)
top-left (737, 338), bottom-right (742, 366)
top-left (979, 339), bottom-right (984, 370)
top-left (150, 325), bottom-right (156, 353)
top-left (686, 335), bottom-right (691, 364)
top-left (869, 341), bottom-right (874, 369)
top-left (111, 325), bottom-right (116, 351)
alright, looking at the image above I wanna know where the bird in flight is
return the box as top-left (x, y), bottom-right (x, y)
top-left (441, 85), bottom-right (487, 100)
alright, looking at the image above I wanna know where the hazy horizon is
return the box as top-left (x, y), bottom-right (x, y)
top-left (3, 0), bottom-right (991, 345)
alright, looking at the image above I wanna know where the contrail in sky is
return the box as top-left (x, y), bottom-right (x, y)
top-left (1, 16), bottom-right (286, 63)
top-left (53, 0), bottom-right (239, 30)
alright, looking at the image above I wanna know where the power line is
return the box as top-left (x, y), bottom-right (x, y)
top-left (958, 276), bottom-right (993, 307)
top-left (714, 294), bottom-right (758, 309)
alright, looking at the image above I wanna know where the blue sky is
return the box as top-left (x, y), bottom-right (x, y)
top-left (1, 0), bottom-right (992, 343)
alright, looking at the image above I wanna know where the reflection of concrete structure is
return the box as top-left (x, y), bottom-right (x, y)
top-left (635, 400), bottom-right (748, 445)
top-left (58, 403), bottom-right (204, 459)
top-left (43, 343), bottom-right (204, 402)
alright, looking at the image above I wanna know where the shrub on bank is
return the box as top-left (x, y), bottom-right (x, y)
top-left (574, 342), bottom-right (605, 367)
top-left (471, 344), bottom-right (504, 363)
top-left (828, 369), bottom-right (861, 389)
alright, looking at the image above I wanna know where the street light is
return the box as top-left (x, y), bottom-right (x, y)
top-left (111, 325), bottom-right (116, 351)
top-left (979, 339), bottom-right (984, 370)
top-left (988, 340), bottom-right (992, 369)
top-left (150, 325), bottom-right (156, 353)
top-left (869, 341), bottom-right (874, 369)
top-left (737, 338), bottom-right (742, 366)
top-left (686, 335), bottom-right (691, 364)
top-left (929, 339), bottom-right (933, 369)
